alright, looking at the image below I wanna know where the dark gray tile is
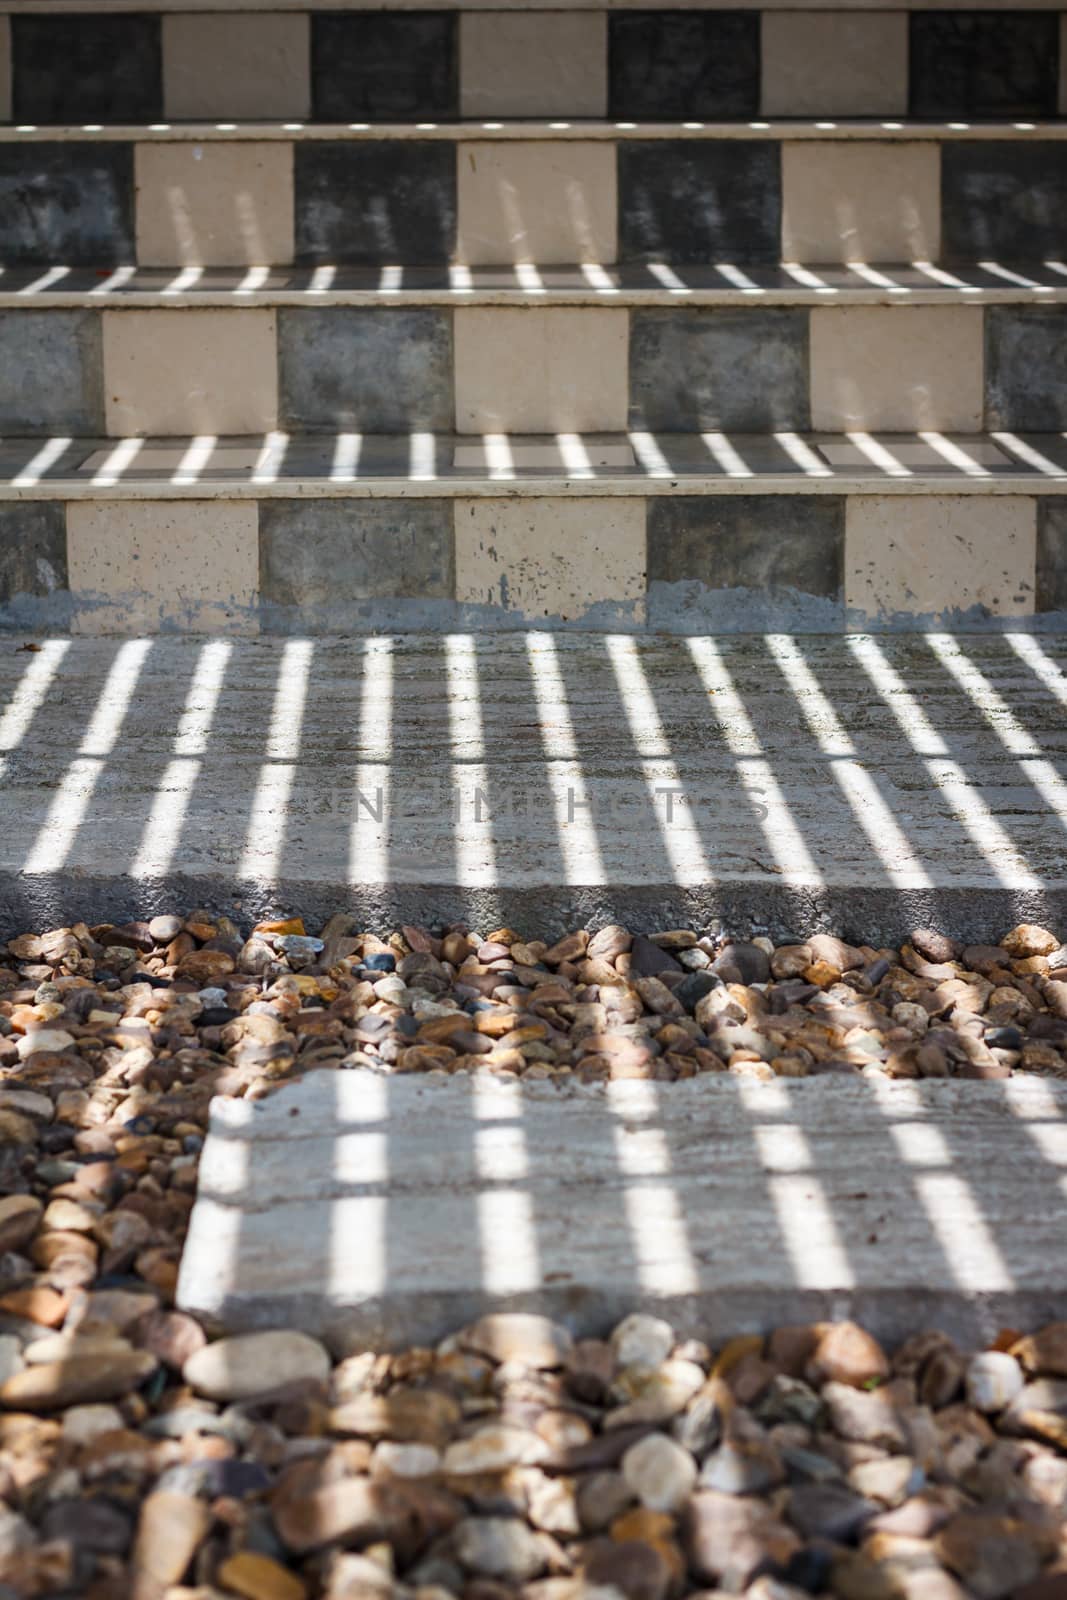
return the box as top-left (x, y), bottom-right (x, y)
top-left (311, 13), bottom-right (457, 121)
top-left (0, 503), bottom-right (68, 602)
top-left (0, 311), bottom-right (103, 434)
top-left (609, 12), bottom-right (760, 119)
top-left (942, 144), bottom-right (1067, 263)
top-left (910, 11), bottom-right (1058, 118)
top-left (618, 142), bottom-right (780, 265)
top-left (986, 308), bottom-right (1067, 432)
top-left (12, 16), bottom-right (162, 123)
top-left (294, 143), bottom-right (456, 265)
top-left (1037, 502), bottom-right (1067, 613)
top-left (0, 144), bottom-right (135, 266)
top-left (278, 307), bottom-right (452, 432)
top-left (259, 499), bottom-right (455, 610)
top-left (630, 309), bottom-right (808, 432)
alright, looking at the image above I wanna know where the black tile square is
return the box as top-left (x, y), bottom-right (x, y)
top-left (647, 495), bottom-right (843, 629)
top-left (630, 309), bottom-right (809, 431)
top-left (294, 143), bottom-right (456, 265)
top-left (260, 499), bottom-right (455, 618)
top-left (278, 306), bottom-right (453, 431)
top-left (311, 13), bottom-right (458, 122)
top-left (942, 143), bottom-right (1067, 262)
top-left (1037, 502), bottom-right (1067, 614)
top-left (910, 11), bottom-right (1059, 118)
top-left (986, 307), bottom-right (1067, 433)
top-left (0, 310), bottom-right (104, 433)
top-left (619, 142), bottom-right (780, 264)
top-left (12, 16), bottom-right (162, 123)
top-left (0, 503), bottom-right (68, 609)
top-left (0, 144), bottom-right (135, 265)
top-left (609, 11), bottom-right (760, 119)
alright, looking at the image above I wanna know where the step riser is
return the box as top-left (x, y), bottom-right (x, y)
top-left (3, 303), bottom-right (1064, 437)
top-left (1, 138), bottom-right (1065, 268)
top-left (1, 10), bottom-right (1064, 123)
top-left (0, 492), bottom-right (1062, 633)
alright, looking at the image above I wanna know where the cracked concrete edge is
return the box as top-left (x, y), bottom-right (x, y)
top-left (3, 869), bottom-right (1067, 949)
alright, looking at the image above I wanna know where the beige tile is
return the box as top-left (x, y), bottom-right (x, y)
top-left (845, 495), bottom-right (1036, 622)
top-left (102, 308), bottom-right (278, 436)
top-left (135, 143), bottom-right (294, 268)
top-left (67, 500), bottom-right (259, 634)
top-left (782, 143), bottom-right (940, 264)
top-left (455, 497), bottom-right (646, 621)
top-left (762, 12), bottom-right (907, 117)
top-left (163, 13), bottom-right (310, 121)
top-left (454, 306), bottom-right (627, 433)
top-left (456, 141), bottom-right (616, 266)
top-left (0, 18), bottom-right (10, 125)
top-left (460, 12), bottom-right (607, 117)
top-left (811, 305), bottom-right (984, 432)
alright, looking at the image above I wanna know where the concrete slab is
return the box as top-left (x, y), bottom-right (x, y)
top-left (1, 631), bottom-right (1067, 941)
top-left (177, 1068), bottom-right (1067, 1353)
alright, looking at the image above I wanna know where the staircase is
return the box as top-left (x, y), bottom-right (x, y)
top-left (0, 2), bottom-right (1064, 636)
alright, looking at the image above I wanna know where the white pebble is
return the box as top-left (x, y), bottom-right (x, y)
top-left (622, 1431), bottom-right (697, 1512)
top-left (966, 1350), bottom-right (1024, 1413)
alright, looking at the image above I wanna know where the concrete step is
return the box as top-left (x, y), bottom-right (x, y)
top-left (0, 629), bottom-right (1065, 939)
top-left (1, 8), bottom-right (1064, 125)
top-left (177, 1068), bottom-right (1067, 1353)
top-left (0, 124), bottom-right (1064, 268)
top-left (3, 298), bottom-right (1066, 439)
top-left (0, 432), bottom-right (1063, 632)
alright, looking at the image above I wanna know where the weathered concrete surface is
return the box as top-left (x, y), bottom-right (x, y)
top-left (1, 631), bottom-right (1066, 941)
top-left (178, 1069), bottom-right (1067, 1353)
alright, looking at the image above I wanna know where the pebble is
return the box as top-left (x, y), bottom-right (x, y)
top-left (622, 1432), bottom-right (698, 1512)
top-left (612, 1313), bottom-right (675, 1370)
top-left (182, 1328), bottom-right (331, 1400)
top-left (966, 1350), bottom-right (1025, 1412)
top-left (453, 1516), bottom-right (550, 1580)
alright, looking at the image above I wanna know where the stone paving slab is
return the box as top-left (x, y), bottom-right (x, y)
top-left (177, 1068), bottom-right (1067, 1354)
top-left (1, 631), bottom-right (1066, 941)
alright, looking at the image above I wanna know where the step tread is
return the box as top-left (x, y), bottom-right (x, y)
top-left (4, 261), bottom-right (1066, 307)
top-left (3, 430), bottom-right (1065, 495)
top-left (3, 118), bottom-right (1066, 141)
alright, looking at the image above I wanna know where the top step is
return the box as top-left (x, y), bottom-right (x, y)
top-left (0, 8), bottom-right (1063, 123)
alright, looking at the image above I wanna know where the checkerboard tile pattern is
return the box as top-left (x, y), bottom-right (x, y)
top-left (1, 10), bottom-right (1061, 125)
top-left (1, 302), bottom-right (1061, 440)
top-left (3, 135), bottom-right (1063, 270)
top-left (0, 490), bottom-right (1055, 634)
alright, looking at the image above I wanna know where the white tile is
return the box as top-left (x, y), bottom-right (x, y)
top-left (135, 143), bottom-right (294, 268)
top-left (455, 497), bottom-right (646, 621)
top-left (454, 306), bottom-right (628, 433)
top-left (811, 305), bottom-right (984, 432)
top-left (460, 12), bottom-right (607, 117)
top-left (102, 308), bottom-right (278, 436)
top-left (762, 12), bottom-right (907, 117)
top-left (846, 495), bottom-right (1037, 621)
top-left (456, 141), bottom-right (616, 266)
top-left (782, 143), bottom-right (940, 265)
top-left (163, 13), bottom-right (310, 121)
top-left (67, 500), bottom-right (259, 635)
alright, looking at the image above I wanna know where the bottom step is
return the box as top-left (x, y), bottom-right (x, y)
top-left (178, 1070), bottom-right (1067, 1354)
top-left (0, 432), bottom-right (1065, 632)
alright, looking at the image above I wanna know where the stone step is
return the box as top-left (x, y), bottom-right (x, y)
top-left (0, 628), bottom-right (1065, 943)
top-left (0, 124), bottom-right (1063, 268)
top-left (3, 298), bottom-right (1065, 439)
top-left (4, 261), bottom-right (1066, 306)
top-left (176, 1069), bottom-right (1067, 1353)
top-left (0, 432), bottom-right (1063, 632)
top-left (1, 8), bottom-right (1063, 126)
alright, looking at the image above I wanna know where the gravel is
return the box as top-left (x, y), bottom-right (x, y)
top-left (1, 911), bottom-right (1067, 1596)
